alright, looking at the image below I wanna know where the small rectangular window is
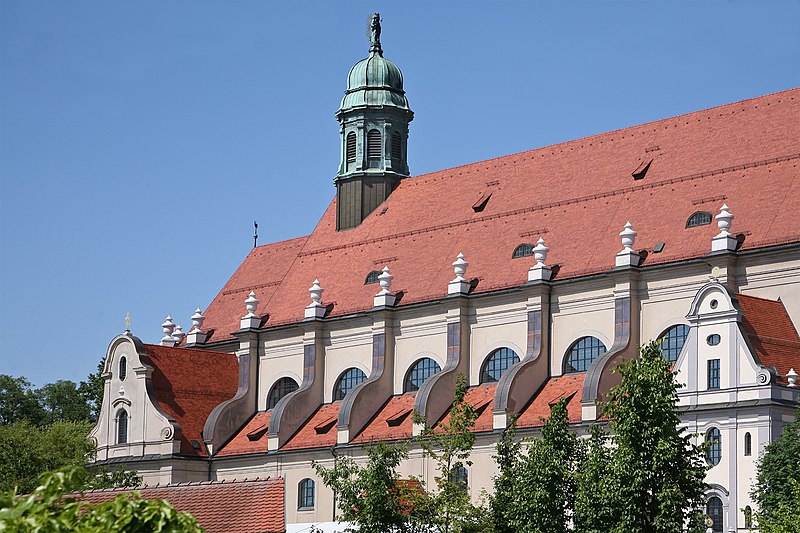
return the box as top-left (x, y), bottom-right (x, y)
top-left (708, 359), bottom-right (720, 389)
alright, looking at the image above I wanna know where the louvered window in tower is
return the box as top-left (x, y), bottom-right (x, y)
top-left (391, 131), bottom-right (402, 161)
top-left (346, 132), bottom-right (356, 164)
top-left (367, 129), bottom-right (382, 160)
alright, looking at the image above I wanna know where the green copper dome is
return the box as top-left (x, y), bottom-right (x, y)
top-left (339, 51), bottom-right (410, 110)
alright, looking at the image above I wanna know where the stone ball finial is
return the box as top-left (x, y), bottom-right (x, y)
top-left (308, 279), bottom-right (324, 306)
top-left (619, 221), bottom-right (637, 250)
top-left (190, 307), bottom-right (205, 333)
top-left (715, 204), bottom-right (734, 235)
top-left (452, 252), bottom-right (469, 281)
top-left (244, 291), bottom-right (259, 318)
top-left (787, 368), bottom-right (798, 387)
top-left (161, 315), bottom-right (175, 337)
top-left (377, 266), bottom-right (394, 295)
top-left (533, 237), bottom-right (549, 265)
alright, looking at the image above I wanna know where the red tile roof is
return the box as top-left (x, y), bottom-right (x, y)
top-left (143, 344), bottom-right (239, 456)
top-left (216, 410), bottom-right (272, 457)
top-left (352, 393), bottom-right (416, 444)
top-left (516, 374), bottom-right (585, 428)
top-left (738, 294), bottom-right (800, 384)
top-left (200, 89), bottom-right (800, 336)
top-left (281, 402), bottom-right (341, 451)
top-left (74, 478), bottom-right (284, 533)
top-left (436, 385), bottom-right (496, 434)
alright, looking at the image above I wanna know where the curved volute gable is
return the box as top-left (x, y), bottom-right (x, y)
top-left (90, 335), bottom-right (180, 461)
top-left (674, 283), bottom-right (771, 399)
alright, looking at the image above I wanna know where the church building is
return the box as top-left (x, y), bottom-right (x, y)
top-left (89, 14), bottom-right (800, 533)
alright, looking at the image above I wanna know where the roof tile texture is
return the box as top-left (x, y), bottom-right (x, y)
top-left (738, 294), bottom-right (800, 383)
top-left (75, 478), bottom-right (284, 533)
top-left (216, 411), bottom-right (272, 457)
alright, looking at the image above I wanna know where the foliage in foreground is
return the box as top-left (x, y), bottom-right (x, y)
top-left (752, 418), bottom-right (800, 532)
top-left (0, 467), bottom-right (202, 532)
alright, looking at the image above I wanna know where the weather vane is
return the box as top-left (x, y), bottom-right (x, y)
top-left (124, 312), bottom-right (132, 334)
top-left (253, 220), bottom-right (259, 248)
top-left (368, 13), bottom-right (382, 54)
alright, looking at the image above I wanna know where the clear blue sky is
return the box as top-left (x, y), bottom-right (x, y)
top-left (1, 1), bottom-right (799, 387)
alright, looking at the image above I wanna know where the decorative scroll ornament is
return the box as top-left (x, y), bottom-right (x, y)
top-left (756, 368), bottom-right (772, 385)
top-left (161, 426), bottom-right (174, 440)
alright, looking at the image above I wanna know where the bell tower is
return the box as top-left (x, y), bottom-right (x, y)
top-left (334, 14), bottom-right (414, 231)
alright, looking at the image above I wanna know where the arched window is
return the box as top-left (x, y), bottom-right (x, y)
top-left (512, 243), bottom-right (534, 259)
top-left (298, 478), bottom-right (315, 509)
top-left (659, 324), bottom-right (689, 362)
top-left (116, 410), bottom-right (128, 444)
top-left (404, 358), bottom-right (442, 393)
top-left (706, 496), bottom-right (723, 532)
top-left (706, 427), bottom-right (722, 466)
top-left (364, 270), bottom-right (381, 285)
top-left (449, 465), bottom-right (468, 491)
top-left (744, 505), bottom-right (752, 528)
top-left (564, 337), bottom-right (607, 373)
top-left (118, 356), bottom-right (127, 381)
top-left (267, 377), bottom-right (300, 410)
top-left (480, 347), bottom-right (520, 384)
top-left (367, 129), bottom-right (382, 160)
top-left (333, 368), bottom-right (367, 401)
top-left (391, 131), bottom-right (402, 161)
top-left (744, 432), bottom-right (752, 456)
top-left (687, 211), bottom-right (712, 228)
top-left (346, 131), bottom-right (356, 163)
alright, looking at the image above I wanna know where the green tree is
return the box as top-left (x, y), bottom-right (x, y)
top-left (753, 478), bottom-right (800, 533)
top-left (0, 375), bottom-right (46, 426)
top-left (38, 381), bottom-right (93, 425)
top-left (752, 418), bottom-right (800, 522)
top-left (0, 467), bottom-right (202, 532)
top-left (412, 374), bottom-right (486, 533)
top-left (79, 358), bottom-right (106, 422)
top-left (601, 340), bottom-right (707, 533)
top-left (488, 398), bottom-right (579, 533)
top-left (314, 442), bottom-right (423, 533)
top-left (573, 424), bottom-right (615, 533)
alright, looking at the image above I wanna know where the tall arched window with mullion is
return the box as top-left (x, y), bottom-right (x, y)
top-left (267, 377), bottom-right (300, 410)
top-left (706, 496), bottom-right (723, 532)
top-left (116, 410), bottom-right (128, 445)
top-left (298, 479), bottom-right (315, 509)
top-left (659, 324), bottom-right (689, 362)
top-left (404, 358), bottom-right (442, 393)
top-left (706, 427), bottom-right (722, 466)
top-left (564, 336), bottom-right (607, 373)
top-left (333, 368), bottom-right (367, 401)
top-left (480, 348), bottom-right (520, 384)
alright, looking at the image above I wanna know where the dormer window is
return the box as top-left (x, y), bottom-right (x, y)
top-left (364, 270), bottom-right (381, 284)
top-left (686, 211), bottom-right (712, 228)
top-left (512, 243), bottom-right (534, 259)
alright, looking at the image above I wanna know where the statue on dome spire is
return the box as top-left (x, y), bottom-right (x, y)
top-left (369, 13), bottom-right (382, 55)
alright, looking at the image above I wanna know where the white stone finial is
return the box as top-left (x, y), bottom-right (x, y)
top-left (452, 252), bottom-right (469, 281)
top-left (172, 324), bottom-right (185, 343)
top-left (528, 237), bottom-right (553, 282)
top-left (305, 279), bottom-right (326, 318)
top-left (616, 222), bottom-right (641, 267)
top-left (715, 204), bottom-right (734, 235)
top-left (187, 307), bottom-right (207, 345)
top-left (160, 315), bottom-right (177, 346)
top-left (787, 368), bottom-right (798, 387)
top-left (712, 203), bottom-right (737, 252)
top-left (374, 266), bottom-right (397, 307)
top-left (448, 253), bottom-right (471, 294)
top-left (240, 291), bottom-right (262, 329)
top-left (619, 221), bottom-right (637, 251)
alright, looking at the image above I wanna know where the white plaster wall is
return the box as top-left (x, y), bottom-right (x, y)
top-left (324, 323), bottom-right (373, 403)
top-left (395, 310), bottom-right (447, 394)
top-left (260, 333), bottom-right (305, 411)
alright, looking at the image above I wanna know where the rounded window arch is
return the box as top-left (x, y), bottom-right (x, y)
top-left (267, 377), bottom-right (300, 410)
top-left (706, 427), bottom-right (722, 466)
top-left (364, 270), bottom-right (381, 285)
top-left (744, 432), bottom-right (752, 456)
top-left (333, 368), bottom-right (367, 401)
top-left (687, 211), bottom-right (712, 228)
top-left (480, 347), bottom-right (520, 384)
top-left (404, 357), bottom-right (442, 393)
top-left (706, 496), bottom-right (723, 532)
top-left (298, 478), bottom-right (315, 509)
top-left (346, 131), bottom-right (356, 163)
top-left (658, 324), bottom-right (689, 362)
top-left (118, 356), bottom-right (127, 381)
top-left (512, 243), bottom-right (534, 259)
top-left (564, 336), bottom-right (607, 373)
top-left (744, 505), bottom-right (752, 528)
top-left (449, 465), bottom-right (468, 491)
top-left (116, 409), bottom-right (128, 444)
top-left (367, 129), bottom-right (382, 160)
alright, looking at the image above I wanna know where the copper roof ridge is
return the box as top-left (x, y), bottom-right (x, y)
top-left (297, 153), bottom-right (800, 258)
top-left (398, 88), bottom-right (799, 179)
